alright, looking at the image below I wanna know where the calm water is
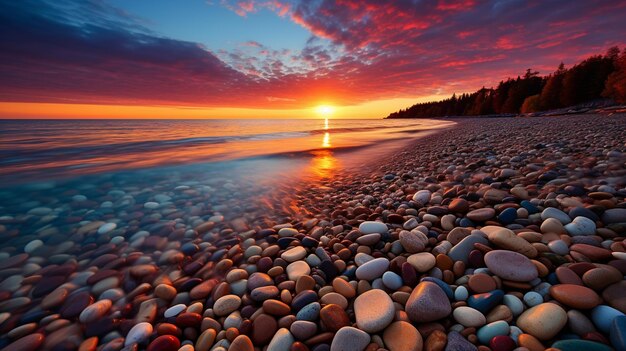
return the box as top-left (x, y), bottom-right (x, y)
top-left (0, 119), bottom-right (454, 185)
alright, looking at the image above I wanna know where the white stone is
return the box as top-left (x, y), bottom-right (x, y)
top-left (125, 322), bottom-right (153, 346)
top-left (412, 190), bottom-right (432, 204)
top-left (286, 261), bottom-right (310, 281)
top-left (358, 221), bottom-right (388, 234)
top-left (97, 222), bottom-right (117, 235)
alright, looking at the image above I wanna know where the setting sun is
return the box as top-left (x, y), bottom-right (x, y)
top-left (315, 105), bottom-right (335, 116)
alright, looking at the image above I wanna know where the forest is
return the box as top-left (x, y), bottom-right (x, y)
top-left (386, 47), bottom-right (626, 118)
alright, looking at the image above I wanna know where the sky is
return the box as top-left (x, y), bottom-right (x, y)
top-left (0, 0), bottom-right (625, 119)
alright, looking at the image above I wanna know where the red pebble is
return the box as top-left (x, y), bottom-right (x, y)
top-left (147, 335), bottom-right (181, 351)
top-left (490, 335), bottom-right (516, 351)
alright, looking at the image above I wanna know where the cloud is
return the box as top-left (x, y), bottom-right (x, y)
top-left (1, 0), bottom-right (625, 111)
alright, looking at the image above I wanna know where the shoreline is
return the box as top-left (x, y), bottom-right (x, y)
top-left (0, 114), bottom-right (625, 350)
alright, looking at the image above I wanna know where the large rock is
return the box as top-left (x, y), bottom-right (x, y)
top-left (516, 303), bottom-right (567, 340)
top-left (484, 250), bottom-right (538, 282)
top-left (406, 281), bottom-right (451, 323)
top-left (354, 289), bottom-right (395, 333)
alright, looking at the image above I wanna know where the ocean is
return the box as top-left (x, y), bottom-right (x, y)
top-left (0, 118), bottom-right (454, 186)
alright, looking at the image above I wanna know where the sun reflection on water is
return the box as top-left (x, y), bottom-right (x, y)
top-left (307, 118), bottom-right (338, 180)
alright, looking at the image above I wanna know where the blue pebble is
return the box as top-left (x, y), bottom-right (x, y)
top-left (421, 277), bottom-right (453, 300)
top-left (520, 200), bottom-right (539, 214)
top-left (460, 218), bottom-right (475, 227)
top-left (591, 305), bottom-right (625, 333)
top-left (467, 290), bottom-right (504, 314)
top-left (296, 302), bottom-right (320, 321)
top-left (610, 315), bottom-right (626, 351)
top-left (477, 321), bottom-right (510, 345)
top-left (551, 340), bottom-right (613, 351)
top-left (455, 286), bottom-right (469, 301)
top-left (523, 291), bottom-right (543, 307)
top-left (498, 207), bottom-right (517, 224)
top-left (382, 271), bottom-right (403, 290)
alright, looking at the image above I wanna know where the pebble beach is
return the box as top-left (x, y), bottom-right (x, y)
top-left (1, 114), bottom-right (626, 351)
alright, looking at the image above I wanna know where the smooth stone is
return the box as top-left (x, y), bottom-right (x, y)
top-left (523, 291), bottom-right (543, 307)
top-left (477, 320), bottom-right (510, 345)
top-left (278, 228), bottom-right (299, 237)
top-left (229, 335), bottom-right (254, 351)
top-left (541, 217), bottom-right (566, 234)
top-left (603, 208), bottom-right (626, 224)
top-left (517, 303), bottom-right (567, 340)
top-left (282, 247), bottom-right (307, 262)
top-left (251, 286), bottom-right (280, 301)
top-left (498, 208), bottom-right (517, 225)
top-left (484, 250), bottom-right (538, 282)
top-left (610, 316), bottom-right (626, 351)
top-left (467, 290), bottom-right (504, 314)
top-left (267, 328), bottom-right (295, 351)
top-left (79, 299), bottom-right (112, 323)
top-left (292, 290), bottom-right (318, 311)
top-left (331, 326), bottom-right (370, 351)
top-left (214, 295), bottom-right (242, 316)
top-left (603, 281), bottom-right (626, 314)
top-left (455, 286), bottom-right (469, 301)
top-left (467, 273), bottom-right (497, 294)
top-left (359, 221), bottom-right (388, 234)
top-left (252, 314), bottom-right (277, 345)
top-left (569, 207), bottom-right (600, 221)
top-left (287, 261), bottom-right (311, 281)
top-left (1, 333), bottom-right (45, 351)
top-left (333, 278), bottom-right (356, 298)
top-left (549, 284), bottom-right (601, 309)
top-left (407, 253), bottom-right (436, 273)
top-left (406, 281), bottom-right (451, 323)
top-left (196, 329), bottom-right (217, 351)
top-left (412, 190), bottom-right (432, 204)
top-left (448, 235), bottom-right (489, 264)
top-left (382, 271), bottom-right (403, 290)
top-left (399, 231), bottom-right (426, 253)
top-left (565, 216), bottom-right (597, 236)
top-left (125, 322), bottom-right (153, 346)
top-left (356, 233), bottom-right (381, 246)
top-left (164, 304), bottom-right (186, 318)
top-left (97, 222), bottom-right (117, 235)
top-left (147, 335), bottom-right (180, 351)
top-left (296, 302), bottom-right (320, 321)
top-left (445, 331), bottom-right (477, 351)
top-left (320, 304), bottom-right (350, 332)
top-left (482, 226), bottom-right (537, 257)
top-left (551, 340), bottom-right (613, 351)
top-left (489, 335), bottom-right (516, 351)
top-left (591, 305), bottom-right (625, 333)
top-left (466, 208), bottom-right (496, 222)
top-left (541, 207), bottom-right (571, 224)
top-left (24, 239), bottom-right (43, 253)
top-left (383, 321), bottom-right (423, 351)
top-left (264, 300), bottom-right (291, 316)
top-left (290, 320), bottom-right (317, 340)
top-left (548, 240), bottom-right (569, 255)
top-left (355, 257), bottom-right (389, 281)
top-left (247, 272), bottom-right (273, 290)
top-left (453, 306), bottom-right (486, 327)
top-left (354, 289), bottom-right (395, 333)
top-left (449, 198), bottom-right (469, 213)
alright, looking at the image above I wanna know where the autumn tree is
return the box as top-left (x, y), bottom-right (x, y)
top-left (603, 48), bottom-right (626, 103)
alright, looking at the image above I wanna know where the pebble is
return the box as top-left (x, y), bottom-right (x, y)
top-left (213, 295), bottom-right (242, 316)
top-left (445, 331), bottom-right (477, 351)
top-left (610, 316), bottom-right (626, 351)
top-left (287, 261), bottom-right (311, 281)
top-left (406, 281), bottom-right (451, 322)
top-left (1, 333), bottom-right (45, 351)
top-left (79, 299), bottom-right (112, 323)
top-left (549, 284), bottom-right (602, 309)
top-left (565, 216), bottom-right (597, 236)
top-left (467, 208), bottom-right (496, 222)
top-left (591, 305), bottom-right (625, 333)
top-left (354, 289), bottom-right (395, 333)
top-left (267, 328), bottom-right (295, 351)
top-left (541, 207), bottom-right (572, 224)
top-left (453, 306), bottom-right (486, 327)
top-left (125, 322), bottom-right (153, 346)
top-left (477, 320), bottom-right (510, 345)
top-left (282, 247), bottom-right (307, 262)
top-left (482, 226), bottom-right (537, 257)
top-left (359, 221), bottom-right (388, 234)
top-left (383, 321), bottom-right (423, 351)
top-left (407, 252), bottom-right (436, 272)
top-left (331, 326), bottom-right (371, 351)
top-left (97, 222), bottom-right (117, 235)
top-left (356, 257), bottom-right (390, 280)
top-left (516, 303), bottom-right (568, 340)
top-left (484, 250), bottom-right (538, 282)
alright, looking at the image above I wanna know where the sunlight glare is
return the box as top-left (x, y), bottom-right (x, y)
top-left (315, 105), bottom-right (335, 117)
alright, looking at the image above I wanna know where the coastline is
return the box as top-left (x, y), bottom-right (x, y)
top-left (0, 114), bottom-right (625, 350)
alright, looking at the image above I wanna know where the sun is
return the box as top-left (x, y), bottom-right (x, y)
top-left (315, 105), bottom-right (335, 116)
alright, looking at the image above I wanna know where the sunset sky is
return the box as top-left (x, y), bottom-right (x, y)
top-left (1, 0), bottom-right (625, 119)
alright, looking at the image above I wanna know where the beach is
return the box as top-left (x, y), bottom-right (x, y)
top-left (1, 114), bottom-right (625, 351)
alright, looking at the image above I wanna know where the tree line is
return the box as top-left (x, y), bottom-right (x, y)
top-left (386, 47), bottom-right (626, 118)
